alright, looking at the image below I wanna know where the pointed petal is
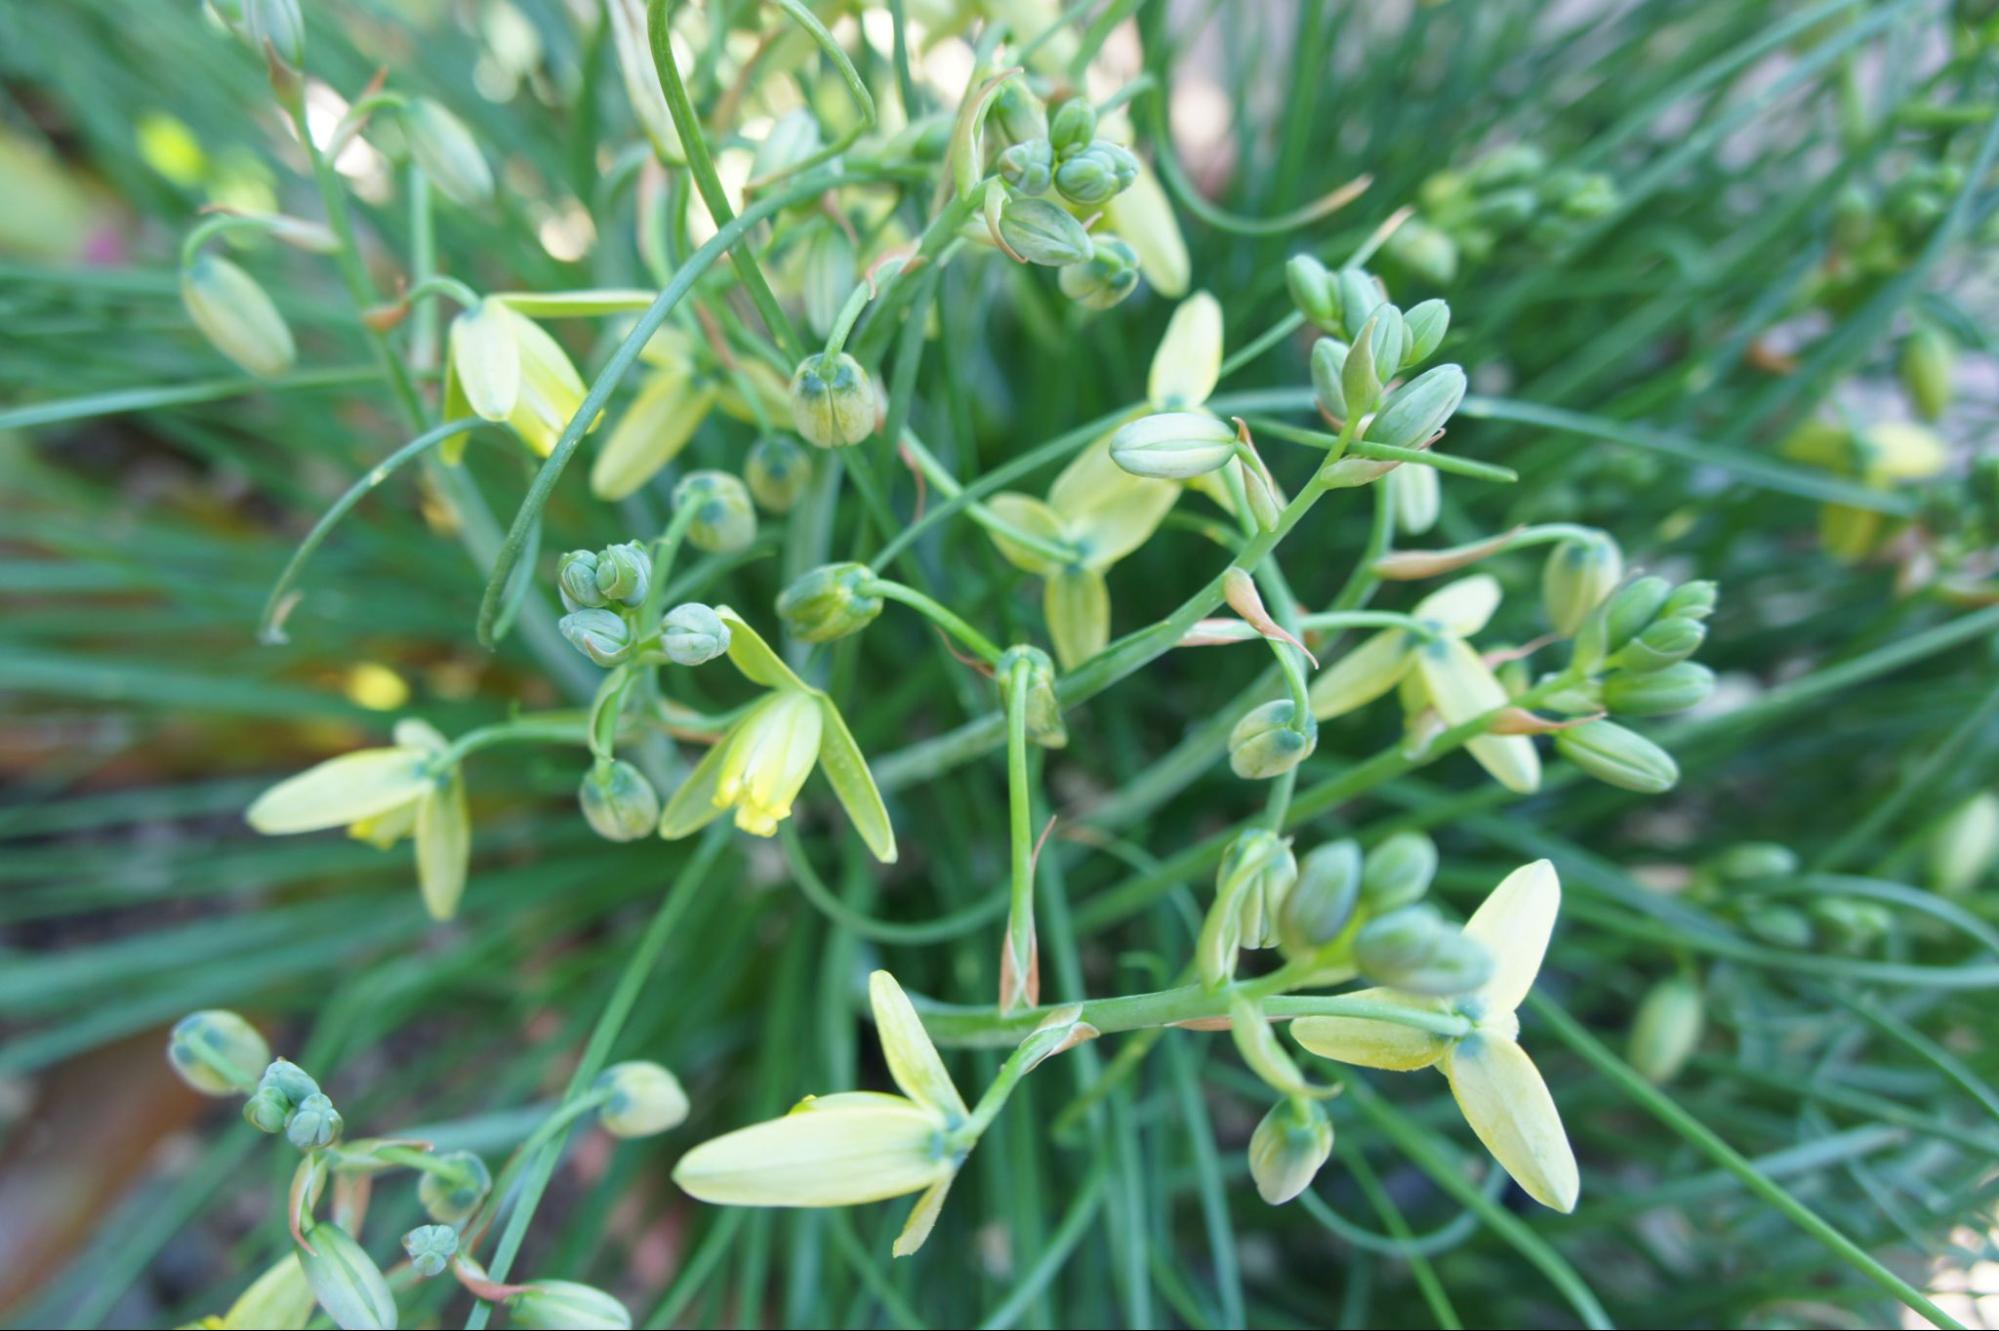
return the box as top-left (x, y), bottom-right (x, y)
top-left (1413, 574), bottom-right (1501, 637)
top-left (716, 608), bottom-right (811, 692)
top-left (590, 371), bottom-right (714, 500)
top-left (893, 1176), bottom-right (954, 1257)
top-left (1291, 988), bottom-right (1450, 1070)
top-left (672, 1103), bottom-right (952, 1207)
top-left (1309, 629), bottom-right (1413, 721)
top-left (870, 971), bottom-right (967, 1120)
top-left (815, 696), bottom-right (896, 863)
top-left (247, 748), bottom-right (432, 834)
top-left (1148, 291), bottom-right (1223, 409)
top-left (451, 300), bottom-right (520, 422)
top-left (1045, 567), bottom-right (1109, 670)
top-left (1415, 637), bottom-right (1541, 793)
top-left (658, 726), bottom-right (738, 840)
top-left (985, 493), bottom-right (1068, 575)
top-left (1463, 860), bottom-right (1560, 1014)
top-left (1443, 1036), bottom-right (1578, 1212)
top-left (414, 772), bottom-right (470, 921)
top-left (1051, 439), bottom-right (1177, 569)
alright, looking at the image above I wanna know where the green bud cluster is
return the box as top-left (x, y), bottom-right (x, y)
top-left (1383, 141), bottom-right (1621, 283)
top-left (1353, 902), bottom-right (1493, 996)
top-left (401, 1223), bottom-right (459, 1278)
top-left (242, 1058), bottom-right (345, 1150)
top-left (1058, 234), bottom-right (1141, 310)
top-left (1296, 262), bottom-right (1461, 451)
top-left (1228, 698), bottom-right (1318, 780)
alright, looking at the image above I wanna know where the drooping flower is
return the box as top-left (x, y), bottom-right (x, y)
top-left (1291, 860), bottom-right (1578, 1212)
top-left (443, 297), bottom-right (591, 459)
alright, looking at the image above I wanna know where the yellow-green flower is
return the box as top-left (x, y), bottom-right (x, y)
top-left (589, 328), bottom-right (719, 500)
top-left (659, 609), bottom-right (895, 861)
top-left (674, 971), bottom-right (966, 1256)
top-left (443, 297), bottom-right (591, 460)
top-left (1782, 418), bottom-right (1948, 563)
top-left (178, 1254), bottom-right (316, 1330)
top-left (1292, 860), bottom-right (1578, 1212)
top-left (246, 719), bottom-right (471, 920)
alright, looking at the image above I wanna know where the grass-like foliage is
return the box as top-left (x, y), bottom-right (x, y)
top-left (3, 1), bottom-right (1999, 1327)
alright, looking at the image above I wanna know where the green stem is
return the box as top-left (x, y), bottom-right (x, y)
top-left (435, 715), bottom-right (592, 770)
top-left (1001, 656), bottom-right (1037, 1011)
top-left (638, 502), bottom-right (702, 638)
top-left (866, 578), bottom-right (1005, 666)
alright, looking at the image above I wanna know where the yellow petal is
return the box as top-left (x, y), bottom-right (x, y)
top-left (415, 771), bottom-right (470, 921)
top-left (715, 692), bottom-right (821, 837)
top-left (590, 370), bottom-right (715, 500)
top-left (450, 299), bottom-right (521, 423)
top-left (505, 307), bottom-right (589, 456)
top-left (1050, 439), bottom-right (1176, 569)
top-left (1442, 1035), bottom-right (1578, 1212)
top-left (672, 1102), bottom-right (953, 1207)
top-left (221, 1255), bottom-right (315, 1331)
top-left (1860, 421), bottom-right (1947, 483)
top-left (1414, 637), bottom-right (1541, 794)
top-left (716, 607), bottom-right (811, 692)
top-left (986, 492), bottom-right (1069, 576)
top-left (1308, 629), bottom-right (1413, 721)
top-left (1045, 567), bottom-right (1109, 670)
top-left (1148, 291), bottom-right (1223, 409)
top-left (892, 1176), bottom-right (954, 1258)
top-left (246, 748), bottom-right (432, 835)
top-left (1462, 860), bottom-right (1560, 1015)
top-left (871, 971), bottom-right (968, 1120)
top-left (815, 696), bottom-right (896, 863)
top-left (1290, 988), bottom-right (1450, 1071)
top-left (1412, 574), bottom-right (1501, 638)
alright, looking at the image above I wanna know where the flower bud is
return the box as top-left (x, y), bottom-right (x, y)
top-left (1386, 219), bottom-right (1459, 286)
top-left (246, 0), bottom-right (304, 67)
top-left (418, 1150), bottom-right (492, 1225)
top-left (260, 1057), bottom-right (321, 1103)
top-left (286, 1092), bottom-right (343, 1150)
top-left (244, 1085), bottom-right (292, 1132)
top-left (1931, 792), bottom-right (1999, 897)
top-left (557, 549), bottom-right (607, 611)
top-left (402, 1224), bottom-right (458, 1279)
top-left (1229, 699), bottom-right (1318, 780)
top-left (776, 562), bottom-right (884, 643)
top-left (1602, 575), bottom-right (1672, 650)
top-left (1660, 579), bottom-right (1718, 622)
top-left (594, 1060), bottom-right (690, 1138)
top-left (1744, 904), bottom-right (1812, 948)
top-left (506, 1281), bottom-right (634, 1330)
top-left (1618, 615), bottom-right (1706, 673)
top-left (1900, 324), bottom-right (1955, 421)
top-left (1542, 534), bottom-right (1622, 636)
top-left (1287, 255), bottom-right (1340, 332)
top-left (789, 352), bottom-right (876, 447)
top-left (1110, 411), bottom-right (1237, 480)
top-left (1310, 339), bottom-right (1349, 420)
top-left (1048, 99), bottom-right (1097, 156)
top-left (405, 98), bottom-right (493, 207)
top-left (580, 760), bottom-right (661, 842)
top-left (594, 541), bottom-right (651, 606)
top-left (1709, 841), bottom-right (1798, 882)
top-left (990, 80), bottom-right (1048, 147)
top-left (998, 138), bottom-right (1054, 195)
top-left (746, 435), bottom-right (812, 513)
top-left (1058, 235), bottom-right (1140, 309)
top-left (560, 608), bottom-right (635, 667)
top-left (298, 1223), bottom-right (396, 1331)
top-left (1602, 661), bottom-right (1713, 716)
top-left (1054, 142), bottom-right (1137, 205)
top-left (1364, 363), bottom-right (1467, 451)
top-left (1206, 830), bottom-right (1298, 982)
top-left (672, 470), bottom-right (758, 552)
top-left (1335, 267), bottom-right (1384, 342)
top-left (1360, 831), bottom-right (1438, 911)
top-left (1813, 896), bottom-right (1891, 951)
top-left (999, 644), bottom-right (1066, 748)
top-left (996, 196), bottom-right (1092, 265)
top-left (1354, 904), bottom-right (1492, 996)
top-left (1402, 299), bottom-right (1451, 364)
top-left (1628, 976), bottom-right (1703, 1085)
top-left (1387, 462), bottom-right (1440, 535)
top-left (182, 252), bottom-right (296, 378)
top-left (1555, 719), bottom-right (1679, 793)
top-left (661, 602), bottom-right (731, 666)
top-left (1280, 839), bottom-right (1362, 956)
top-left (1247, 1098), bottom-right (1334, 1205)
top-left (167, 1010), bottom-right (270, 1096)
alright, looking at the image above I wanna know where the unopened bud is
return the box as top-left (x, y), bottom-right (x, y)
top-left (558, 549), bottom-right (607, 611)
top-left (1710, 842), bottom-right (1798, 882)
top-left (244, 1085), bottom-right (292, 1132)
top-left (418, 1150), bottom-right (492, 1225)
top-left (286, 1092), bottom-right (343, 1150)
top-left (246, 0), bottom-right (304, 67)
top-left (506, 1281), bottom-right (634, 1330)
top-left (999, 644), bottom-right (1066, 747)
top-left (1660, 579), bottom-right (1718, 622)
top-left (998, 139), bottom-right (1054, 195)
top-left (1618, 616), bottom-right (1705, 673)
top-left (594, 1060), bottom-right (690, 1138)
top-left (789, 352), bottom-right (876, 447)
top-left (1555, 719), bottom-right (1678, 793)
top-left (746, 436), bottom-right (811, 513)
top-left (1387, 219), bottom-right (1460, 286)
top-left (1901, 324), bottom-right (1955, 421)
top-left (405, 98), bottom-right (493, 207)
top-left (989, 80), bottom-right (1048, 147)
top-left (580, 760), bottom-right (661, 842)
top-left (1364, 364), bottom-right (1466, 451)
top-left (1229, 699), bottom-right (1318, 780)
top-left (1628, 976), bottom-right (1703, 1084)
top-left (1360, 831), bottom-right (1438, 911)
top-left (298, 1223), bottom-right (396, 1331)
top-left (1354, 904), bottom-right (1491, 996)
top-left (1542, 534), bottom-right (1622, 636)
top-left (167, 1010), bottom-right (270, 1096)
top-left (560, 608), bottom-right (635, 667)
top-left (672, 470), bottom-right (758, 552)
top-left (1280, 839), bottom-right (1362, 956)
top-left (1813, 896), bottom-right (1891, 951)
top-left (776, 562), bottom-right (883, 643)
top-left (1602, 661), bottom-right (1714, 716)
top-left (662, 602), bottom-right (731, 666)
top-left (1247, 1098), bottom-right (1334, 1205)
top-left (182, 253), bottom-right (296, 378)
top-left (996, 196), bottom-right (1092, 265)
top-left (402, 1224), bottom-right (459, 1279)
top-left (594, 541), bottom-right (651, 606)
top-left (1054, 141), bottom-right (1137, 206)
top-left (1931, 792), bottom-right (1999, 897)
top-left (1110, 411), bottom-right (1237, 479)
top-left (1387, 461), bottom-right (1440, 534)
top-left (1058, 235), bottom-right (1140, 309)
top-left (1603, 575), bottom-right (1672, 650)
top-left (1287, 255), bottom-right (1340, 332)
top-left (1335, 267), bottom-right (1384, 341)
top-left (1048, 99), bottom-right (1097, 156)
top-left (1310, 338), bottom-right (1349, 420)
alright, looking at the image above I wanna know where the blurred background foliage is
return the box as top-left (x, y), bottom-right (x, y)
top-left (3, 0), bottom-right (1999, 1327)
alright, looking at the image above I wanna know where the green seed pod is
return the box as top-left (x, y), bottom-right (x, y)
top-left (776, 562), bottom-right (884, 643)
top-left (244, 1085), bottom-right (291, 1132)
top-left (1555, 719), bottom-right (1679, 793)
top-left (1619, 615), bottom-right (1706, 673)
top-left (998, 138), bottom-right (1055, 195)
top-left (999, 644), bottom-right (1066, 748)
top-left (1403, 298), bottom-right (1451, 365)
top-left (1603, 575), bottom-right (1672, 650)
top-left (557, 549), bottom-right (607, 611)
top-left (1287, 254), bottom-right (1340, 332)
top-left (672, 470), bottom-right (758, 552)
top-left (661, 602), bottom-right (731, 666)
top-left (1110, 411), bottom-right (1238, 479)
top-left (1360, 831), bottom-right (1439, 912)
top-left (560, 608), bottom-right (635, 667)
top-left (594, 541), bottom-right (651, 607)
top-left (1602, 661), bottom-right (1714, 716)
top-left (1354, 904), bottom-right (1492, 996)
top-left (1542, 534), bottom-right (1623, 637)
top-left (405, 98), bottom-right (493, 207)
top-left (788, 352), bottom-right (876, 447)
top-left (506, 1281), bottom-right (634, 1331)
top-left (989, 79), bottom-right (1048, 147)
top-left (1048, 98), bottom-right (1097, 157)
top-left (1628, 976), bottom-right (1704, 1085)
top-left (1930, 792), bottom-right (1999, 897)
top-left (1900, 324), bottom-right (1955, 421)
top-left (1229, 699), bottom-right (1318, 780)
top-left (1335, 267), bottom-right (1384, 342)
top-left (418, 1150), bottom-right (492, 1225)
top-left (745, 435), bottom-right (812, 513)
top-left (594, 1060), bottom-right (690, 1138)
top-left (1364, 364), bottom-right (1467, 451)
top-left (580, 760), bottom-right (661, 842)
top-left (1660, 579), bottom-right (1718, 622)
top-left (1280, 839), bottom-right (1362, 956)
top-left (1310, 338), bottom-right (1350, 420)
top-left (1058, 235), bottom-right (1140, 309)
top-left (997, 196), bottom-right (1093, 266)
top-left (285, 1092), bottom-right (343, 1150)
top-left (1247, 1098), bottom-right (1334, 1205)
top-left (1710, 842), bottom-right (1799, 882)
top-left (167, 1010), bottom-right (270, 1096)
top-left (401, 1224), bottom-right (459, 1279)
top-left (181, 252), bottom-right (296, 378)
top-left (298, 1223), bottom-right (397, 1331)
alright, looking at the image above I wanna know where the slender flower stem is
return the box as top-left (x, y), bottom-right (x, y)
top-left (892, 431), bottom-right (1080, 568)
top-left (866, 578), bottom-right (1006, 667)
top-left (435, 715), bottom-right (592, 770)
top-left (1000, 656), bottom-right (1037, 1010)
top-left (637, 502), bottom-right (702, 638)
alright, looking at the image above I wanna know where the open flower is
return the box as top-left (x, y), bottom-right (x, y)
top-left (1308, 574), bottom-right (1540, 794)
top-left (674, 971), bottom-right (966, 1256)
top-left (246, 719), bottom-right (471, 920)
top-left (443, 297), bottom-right (591, 459)
top-left (658, 609), bottom-right (895, 861)
top-left (1291, 860), bottom-right (1578, 1212)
